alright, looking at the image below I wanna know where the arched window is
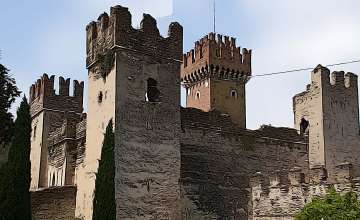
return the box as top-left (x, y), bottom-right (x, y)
top-left (230, 89), bottom-right (238, 99)
top-left (146, 78), bottom-right (160, 102)
top-left (195, 91), bottom-right (201, 100)
top-left (300, 118), bottom-right (309, 135)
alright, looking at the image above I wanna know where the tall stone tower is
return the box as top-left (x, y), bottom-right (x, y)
top-left (181, 33), bottom-right (251, 128)
top-left (293, 65), bottom-right (360, 180)
top-left (76, 5), bottom-right (183, 219)
top-left (29, 74), bottom-right (84, 190)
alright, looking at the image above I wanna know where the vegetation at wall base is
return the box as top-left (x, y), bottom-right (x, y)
top-left (0, 97), bottom-right (32, 220)
top-left (92, 120), bottom-right (116, 220)
top-left (295, 187), bottom-right (360, 220)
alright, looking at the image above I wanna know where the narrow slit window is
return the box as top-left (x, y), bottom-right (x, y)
top-left (33, 126), bottom-right (37, 138)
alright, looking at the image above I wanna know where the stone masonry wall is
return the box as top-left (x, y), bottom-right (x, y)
top-left (31, 186), bottom-right (76, 220)
top-left (114, 47), bottom-right (182, 218)
top-left (180, 108), bottom-right (309, 220)
top-left (250, 166), bottom-right (360, 220)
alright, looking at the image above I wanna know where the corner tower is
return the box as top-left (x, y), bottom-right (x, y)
top-left (77, 5), bottom-right (183, 219)
top-left (181, 33), bottom-right (251, 128)
top-left (293, 65), bottom-right (360, 180)
top-left (29, 74), bottom-right (84, 190)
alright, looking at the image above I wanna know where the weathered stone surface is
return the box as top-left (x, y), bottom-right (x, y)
top-left (31, 186), bottom-right (76, 220)
top-left (180, 108), bottom-right (308, 220)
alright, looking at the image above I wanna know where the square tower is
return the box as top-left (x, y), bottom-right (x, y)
top-left (29, 74), bottom-right (84, 190)
top-left (181, 33), bottom-right (252, 128)
top-left (76, 5), bottom-right (183, 219)
top-left (293, 65), bottom-right (360, 180)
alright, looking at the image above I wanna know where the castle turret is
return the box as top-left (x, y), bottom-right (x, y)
top-left (29, 74), bottom-right (84, 190)
top-left (293, 65), bottom-right (360, 180)
top-left (181, 33), bottom-right (251, 128)
top-left (77, 5), bottom-right (183, 219)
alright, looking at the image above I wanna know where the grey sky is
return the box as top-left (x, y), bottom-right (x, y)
top-left (1, 0), bottom-right (359, 129)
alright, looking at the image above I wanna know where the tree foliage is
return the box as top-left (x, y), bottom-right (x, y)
top-left (0, 64), bottom-right (21, 147)
top-left (92, 120), bottom-right (116, 220)
top-left (295, 187), bottom-right (360, 220)
top-left (0, 97), bottom-right (32, 220)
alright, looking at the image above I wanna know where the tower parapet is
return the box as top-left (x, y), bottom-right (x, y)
top-left (86, 5), bottom-right (183, 71)
top-left (181, 33), bottom-right (251, 87)
top-left (29, 74), bottom-right (84, 117)
top-left (181, 33), bottom-right (251, 128)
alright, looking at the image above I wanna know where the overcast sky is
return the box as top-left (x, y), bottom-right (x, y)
top-left (1, 0), bottom-right (360, 129)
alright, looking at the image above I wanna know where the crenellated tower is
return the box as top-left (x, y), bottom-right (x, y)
top-left (293, 65), bottom-right (360, 180)
top-left (181, 33), bottom-right (252, 128)
top-left (29, 74), bottom-right (84, 190)
top-left (77, 5), bottom-right (183, 220)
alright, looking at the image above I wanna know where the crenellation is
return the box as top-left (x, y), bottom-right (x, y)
top-left (330, 71), bottom-right (345, 86)
top-left (345, 72), bottom-right (358, 89)
top-left (97, 12), bottom-right (109, 31)
top-left (181, 33), bottom-right (251, 82)
top-left (59, 77), bottom-right (70, 96)
top-left (289, 168), bottom-right (306, 186)
top-left (140, 13), bottom-right (160, 35)
top-left (73, 80), bottom-right (84, 100)
top-left (86, 5), bottom-right (182, 69)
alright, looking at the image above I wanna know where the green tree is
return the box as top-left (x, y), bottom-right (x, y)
top-left (0, 97), bottom-right (32, 220)
top-left (295, 188), bottom-right (360, 220)
top-left (92, 120), bottom-right (116, 220)
top-left (0, 64), bottom-right (21, 148)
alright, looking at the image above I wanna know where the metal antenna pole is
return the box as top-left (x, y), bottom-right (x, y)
top-left (213, 0), bottom-right (216, 33)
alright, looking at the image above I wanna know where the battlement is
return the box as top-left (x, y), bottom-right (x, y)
top-left (294, 65), bottom-right (358, 100)
top-left (29, 74), bottom-right (84, 117)
top-left (181, 33), bottom-right (251, 88)
top-left (251, 164), bottom-right (357, 192)
top-left (250, 165), bottom-right (360, 219)
top-left (250, 169), bottom-right (306, 191)
top-left (86, 5), bottom-right (183, 68)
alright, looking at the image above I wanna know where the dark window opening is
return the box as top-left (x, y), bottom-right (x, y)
top-left (33, 126), bottom-right (37, 138)
top-left (52, 174), bottom-right (55, 187)
top-left (98, 91), bottom-right (103, 103)
top-left (146, 78), bottom-right (160, 102)
top-left (147, 181), bottom-right (150, 192)
top-left (196, 91), bottom-right (201, 100)
top-left (300, 118), bottom-right (309, 135)
top-left (230, 90), bottom-right (238, 98)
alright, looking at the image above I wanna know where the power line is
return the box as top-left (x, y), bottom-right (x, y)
top-left (251, 59), bottom-right (360, 78)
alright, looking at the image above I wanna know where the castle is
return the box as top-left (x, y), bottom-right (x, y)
top-left (26, 5), bottom-right (360, 220)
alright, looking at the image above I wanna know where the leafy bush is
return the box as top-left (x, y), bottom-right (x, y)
top-left (296, 187), bottom-right (360, 220)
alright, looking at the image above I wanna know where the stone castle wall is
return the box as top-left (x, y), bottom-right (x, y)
top-left (250, 166), bottom-right (360, 220)
top-left (180, 108), bottom-right (309, 220)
